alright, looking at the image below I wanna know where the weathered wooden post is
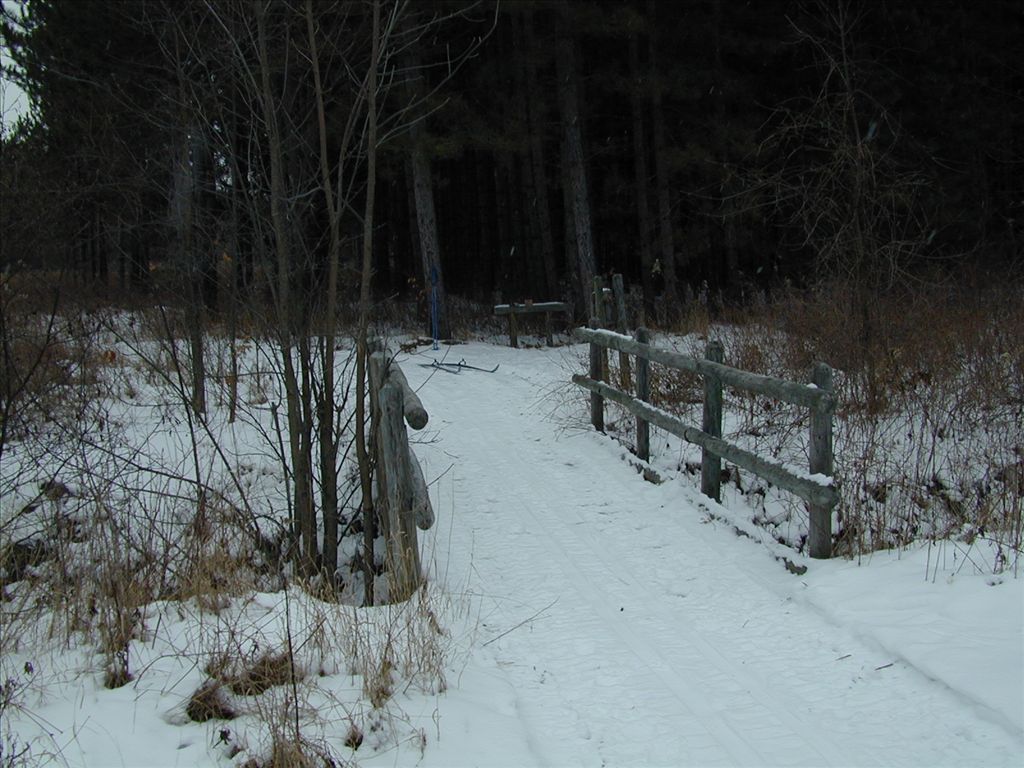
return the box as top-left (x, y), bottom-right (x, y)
top-left (635, 326), bottom-right (650, 462)
top-left (588, 316), bottom-right (604, 431)
top-left (701, 340), bottom-right (724, 502)
top-left (544, 310), bottom-right (554, 347)
top-left (377, 379), bottom-right (422, 602)
top-left (508, 305), bottom-right (519, 349)
top-left (593, 276), bottom-right (610, 381)
top-left (808, 361), bottom-right (834, 559)
top-left (612, 274), bottom-right (632, 390)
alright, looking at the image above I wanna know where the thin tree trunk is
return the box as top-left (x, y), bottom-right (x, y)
top-left (556, 0), bottom-right (596, 318)
top-left (629, 29), bottom-right (655, 317)
top-left (356, 0), bottom-right (381, 606)
top-left (405, 43), bottom-right (450, 341)
top-left (712, 0), bottom-right (738, 286)
top-left (306, 0), bottom-right (362, 579)
top-left (256, 2), bottom-right (315, 576)
top-left (523, 8), bottom-right (558, 298)
top-left (648, 0), bottom-right (678, 309)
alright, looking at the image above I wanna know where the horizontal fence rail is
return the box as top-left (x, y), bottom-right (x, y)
top-left (573, 326), bottom-right (837, 558)
top-left (574, 328), bottom-right (835, 412)
top-left (494, 301), bottom-right (571, 348)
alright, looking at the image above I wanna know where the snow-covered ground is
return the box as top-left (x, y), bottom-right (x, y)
top-left (3, 338), bottom-right (1022, 767)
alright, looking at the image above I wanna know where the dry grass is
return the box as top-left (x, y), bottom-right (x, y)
top-left (642, 277), bottom-right (1024, 566)
top-left (186, 680), bottom-right (238, 722)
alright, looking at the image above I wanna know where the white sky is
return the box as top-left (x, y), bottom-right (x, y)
top-left (1, 0), bottom-right (29, 132)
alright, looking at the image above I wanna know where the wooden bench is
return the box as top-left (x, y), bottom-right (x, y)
top-left (493, 301), bottom-right (571, 348)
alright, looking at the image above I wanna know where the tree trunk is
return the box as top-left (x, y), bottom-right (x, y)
top-left (556, 0), bottom-right (596, 319)
top-left (256, 3), bottom-right (316, 576)
top-left (712, 0), bottom-right (738, 287)
top-left (647, 0), bottom-right (678, 310)
top-left (356, 0), bottom-right (381, 605)
top-left (523, 8), bottom-right (558, 298)
top-left (629, 29), bottom-right (655, 317)
top-left (405, 44), bottom-right (450, 342)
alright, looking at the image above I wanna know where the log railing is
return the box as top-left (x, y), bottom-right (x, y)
top-left (573, 327), bottom-right (838, 558)
top-left (368, 347), bottom-right (434, 601)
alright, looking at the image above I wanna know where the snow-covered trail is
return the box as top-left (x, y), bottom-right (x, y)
top-left (398, 342), bottom-right (1021, 768)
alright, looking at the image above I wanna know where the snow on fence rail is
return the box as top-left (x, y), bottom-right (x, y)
top-left (368, 344), bottom-right (434, 602)
top-left (572, 326), bottom-right (838, 559)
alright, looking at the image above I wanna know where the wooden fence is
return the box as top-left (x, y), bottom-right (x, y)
top-left (494, 301), bottom-right (571, 348)
top-left (572, 327), bottom-right (838, 559)
top-left (368, 347), bottom-right (434, 602)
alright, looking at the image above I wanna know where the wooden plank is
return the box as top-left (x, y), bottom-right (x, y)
top-left (701, 341), bottom-right (724, 502)
top-left (612, 274), bottom-right (632, 390)
top-left (588, 317), bottom-right (604, 431)
top-left (377, 380), bottom-right (422, 602)
top-left (368, 350), bottom-right (386, 393)
top-left (494, 302), bottom-right (570, 315)
top-left (808, 362), bottom-right (835, 559)
top-left (635, 326), bottom-right (650, 462)
top-left (612, 274), bottom-right (629, 331)
top-left (571, 375), bottom-right (839, 509)
top-left (573, 328), bottom-right (834, 411)
top-left (407, 443), bottom-right (434, 530)
top-left (593, 276), bottom-right (607, 324)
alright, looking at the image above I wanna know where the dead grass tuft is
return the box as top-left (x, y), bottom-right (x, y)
top-left (186, 680), bottom-right (237, 722)
top-left (227, 652), bottom-right (297, 697)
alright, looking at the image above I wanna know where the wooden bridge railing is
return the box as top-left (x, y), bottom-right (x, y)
top-left (368, 347), bottom-right (434, 602)
top-left (494, 301), bottom-right (571, 348)
top-left (572, 327), bottom-right (838, 559)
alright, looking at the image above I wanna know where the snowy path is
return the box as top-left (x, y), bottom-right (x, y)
top-left (398, 343), bottom-right (1022, 768)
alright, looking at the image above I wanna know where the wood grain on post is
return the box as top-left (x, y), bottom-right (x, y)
top-left (407, 444), bottom-right (434, 530)
top-left (701, 340), bottom-right (724, 502)
top-left (593, 276), bottom-right (610, 381)
top-left (387, 360), bottom-right (428, 430)
top-left (509, 306), bottom-right (518, 348)
top-left (588, 316), bottom-right (604, 431)
top-left (612, 274), bottom-right (632, 390)
top-left (635, 326), bottom-right (650, 462)
top-left (808, 362), bottom-right (835, 559)
top-left (592, 276), bottom-right (606, 323)
top-left (377, 380), bottom-right (422, 602)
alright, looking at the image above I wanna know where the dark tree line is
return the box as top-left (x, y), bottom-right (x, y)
top-left (3, 0), bottom-right (1021, 323)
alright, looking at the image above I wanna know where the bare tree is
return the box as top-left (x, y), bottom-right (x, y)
top-left (757, 0), bottom-right (932, 407)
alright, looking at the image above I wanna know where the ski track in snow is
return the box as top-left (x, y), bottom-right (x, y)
top-left (405, 344), bottom-right (1022, 768)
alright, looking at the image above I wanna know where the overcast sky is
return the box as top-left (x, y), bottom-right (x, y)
top-left (1, 0), bottom-right (29, 131)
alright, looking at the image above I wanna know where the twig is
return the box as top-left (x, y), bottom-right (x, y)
top-left (482, 597), bottom-right (558, 647)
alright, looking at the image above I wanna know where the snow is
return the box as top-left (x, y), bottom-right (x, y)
top-left (3, 338), bottom-right (1022, 767)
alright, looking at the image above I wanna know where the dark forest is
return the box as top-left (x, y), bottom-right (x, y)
top-left (2, 0), bottom-right (1021, 327)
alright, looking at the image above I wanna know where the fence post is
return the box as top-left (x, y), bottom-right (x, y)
top-left (701, 340), bottom-right (724, 502)
top-left (808, 362), bottom-right (834, 559)
top-left (612, 274), bottom-right (632, 390)
top-left (377, 378), bottom-right (422, 601)
top-left (588, 317), bottom-right (604, 431)
top-left (508, 305), bottom-right (519, 349)
top-left (635, 326), bottom-right (650, 461)
top-left (593, 276), bottom-right (610, 381)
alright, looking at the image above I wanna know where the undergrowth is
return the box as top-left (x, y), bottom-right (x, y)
top-left (601, 278), bottom-right (1022, 571)
top-left (0, 274), bottom-right (456, 767)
